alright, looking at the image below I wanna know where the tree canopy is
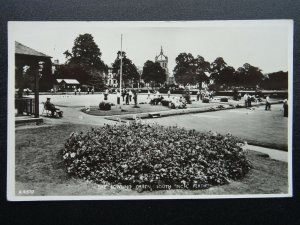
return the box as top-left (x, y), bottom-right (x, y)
top-left (58, 33), bottom-right (107, 90)
top-left (112, 51), bottom-right (139, 87)
top-left (142, 60), bottom-right (166, 87)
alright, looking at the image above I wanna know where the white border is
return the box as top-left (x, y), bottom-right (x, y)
top-left (7, 20), bottom-right (294, 201)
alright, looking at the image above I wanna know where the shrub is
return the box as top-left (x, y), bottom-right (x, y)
top-left (62, 122), bottom-right (251, 191)
top-left (220, 98), bottom-right (228, 102)
top-left (202, 98), bottom-right (209, 103)
top-left (161, 100), bottom-right (171, 107)
top-left (99, 102), bottom-right (111, 110)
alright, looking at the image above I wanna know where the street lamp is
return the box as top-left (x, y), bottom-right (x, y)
top-left (119, 34), bottom-right (123, 108)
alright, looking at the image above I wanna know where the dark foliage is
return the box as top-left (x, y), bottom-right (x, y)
top-left (62, 122), bottom-right (251, 190)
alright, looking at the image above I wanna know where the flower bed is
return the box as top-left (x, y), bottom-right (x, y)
top-left (62, 122), bottom-right (251, 191)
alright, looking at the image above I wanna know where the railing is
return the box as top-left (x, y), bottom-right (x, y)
top-left (15, 97), bottom-right (35, 116)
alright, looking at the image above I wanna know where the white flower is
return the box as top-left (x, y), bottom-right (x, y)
top-left (70, 152), bottom-right (76, 158)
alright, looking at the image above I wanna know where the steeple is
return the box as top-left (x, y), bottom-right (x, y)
top-left (160, 45), bottom-right (163, 55)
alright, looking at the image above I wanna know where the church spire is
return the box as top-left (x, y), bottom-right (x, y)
top-left (160, 45), bottom-right (163, 55)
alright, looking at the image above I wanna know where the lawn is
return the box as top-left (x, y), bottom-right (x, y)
top-left (15, 123), bottom-right (288, 196)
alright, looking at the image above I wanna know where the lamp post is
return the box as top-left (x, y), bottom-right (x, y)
top-left (119, 34), bottom-right (123, 106)
top-left (35, 61), bottom-right (44, 118)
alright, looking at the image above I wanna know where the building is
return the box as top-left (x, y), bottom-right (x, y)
top-left (15, 41), bottom-right (52, 118)
top-left (155, 46), bottom-right (171, 84)
top-left (55, 79), bottom-right (81, 92)
top-left (105, 66), bottom-right (118, 88)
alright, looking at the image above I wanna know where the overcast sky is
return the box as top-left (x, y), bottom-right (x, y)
top-left (9, 21), bottom-right (292, 74)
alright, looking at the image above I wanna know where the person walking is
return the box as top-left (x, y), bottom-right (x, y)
top-left (197, 90), bottom-right (200, 101)
top-left (129, 90), bottom-right (133, 102)
top-left (116, 90), bottom-right (121, 105)
top-left (265, 95), bottom-right (271, 110)
top-left (74, 88), bottom-right (77, 95)
top-left (244, 93), bottom-right (248, 108)
top-left (247, 95), bottom-right (252, 108)
top-left (125, 91), bottom-right (130, 105)
top-left (104, 89), bottom-right (109, 101)
top-left (122, 89), bottom-right (126, 101)
top-left (78, 87), bottom-right (81, 95)
top-left (283, 99), bottom-right (288, 117)
top-left (87, 88), bottom-right (90, 94)
top-left (167, 89), bottom-right (171, 98)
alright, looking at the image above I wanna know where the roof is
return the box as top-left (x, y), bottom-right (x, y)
top-left (15, 41), bottom-right (52, 58)
top-left (56, 79), bottom-right (80, 84)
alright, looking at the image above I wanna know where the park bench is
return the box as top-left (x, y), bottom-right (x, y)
top-left (149, 112), bottom-right (161, 118)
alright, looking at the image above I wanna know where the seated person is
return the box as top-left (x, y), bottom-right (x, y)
top-left (45, 98), bottom-right (63, 117)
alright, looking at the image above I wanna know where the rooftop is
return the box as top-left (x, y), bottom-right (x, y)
top-left (15, 41), bottom-right (52, 58)
top-left (56, 79), bottom-right (80, 84)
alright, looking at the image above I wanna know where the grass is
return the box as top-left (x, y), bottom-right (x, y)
top-left (152, 104), bottom-right (288, 150)
top-left (15, 123), bottom-right (288, 196)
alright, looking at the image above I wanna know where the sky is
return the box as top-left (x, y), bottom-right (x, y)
top-left (9, 21), bottom-right (293, 74)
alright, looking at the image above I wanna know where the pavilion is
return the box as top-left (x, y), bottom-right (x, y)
top-left (15, 41), bottom-right (52, 119)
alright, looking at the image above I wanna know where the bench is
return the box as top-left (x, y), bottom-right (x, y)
top-left (149, 112), bottom-right (161, 118)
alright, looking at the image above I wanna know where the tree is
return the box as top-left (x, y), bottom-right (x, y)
top-left (112, 51), bottom-right (139, 87)
top-left (39, 58), bottom-right (56, 91)
top-left (260, 71), bottom-right (288, 90)
top-left (210, 57), bottom-right (228, 84)
top-left (142, 60), bottom-right (166, 87)
top-left (68, 34), bottom-right (107, 72)
top-left (194, 55), bottom-right (210, 88)
top-left (173, 53), bottom-right (196, 85)
top-left (60, 33), bottom-right (108, 88)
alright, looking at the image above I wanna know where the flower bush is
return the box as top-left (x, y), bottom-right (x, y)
top-left (99, 102), bottom-right (111, 110)
top-left (62, 122), bottom-right (251, 191)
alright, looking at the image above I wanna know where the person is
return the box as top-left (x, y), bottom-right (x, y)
top-left (122, 89), bottom-right (126, 101)
top-left (133, 89), bottom-right (138, 105)
top-left (44, 98), bottom-right (63, 118)
top-left (116, 90), bottom-right (121, 105)
top-left (125, 91), bottom-right (130, 105)
top-left (91, 88), bottom-right (94, 94)
top-left (147, 90), bottom-right (151, 99)
top-left (247, 95), bottom-right (252, 108)
top-left (244, 93), bottom-right (248, 108)
top-left (265, 95), bottom-right (271, 110)
top-left (283, 99), bottom-right (288, 117)
top-left (74, 88), bottom-right (77, 95)
top-left (104, 89), bottom-right (109, 101)
top-left (87, 88), bottom-right (90, 94)
top-left (129, 90), bottom-right (133, 102)
top-left (78, 88), bottom-right (81, 95)
top-left (167, 90), bottom-right (171, 98)
top-left (196, 90), bottom-right (200, 101)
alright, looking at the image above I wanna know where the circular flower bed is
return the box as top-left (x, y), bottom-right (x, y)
top-left (62, 122), bottom-right (251, 191)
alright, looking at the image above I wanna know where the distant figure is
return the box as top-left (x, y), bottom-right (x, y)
top-left (265, 95), bottom-right (271, 110)
top-left (167, 90), bottom-right (171, 98)
top-left (116, 90), bottom-right (121, 105)
top-left (133, 89), bottom-right (138, 105)
top-left (74, 88), bottom-right (77, 95)
top-left (197, 90), bottom-right (200, 101)
top-left (87, 88), bottom-right (90, 94)
top-left (104, 89), bottom-right (109, 101)
top-left (45, 98), bottom-right (63, 118)
top-left (283, 99), bottom-right (288, 117)
top-left (244, 93), bottom-right (248, 108)
top-left (122, 89), bottom-right (126, 101)
top-left (247, 95), bottom-right (252, 108)
top-left (125, 91), bottom-right (129, 105)
top-left (91, 88), bottom-right (94, 94)
top-left (147, 90), bottom-right (151, 99)
top-left (129, 90), bottom-right (133, 102)
top-left (78, 88), bottom-right (81, 95)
